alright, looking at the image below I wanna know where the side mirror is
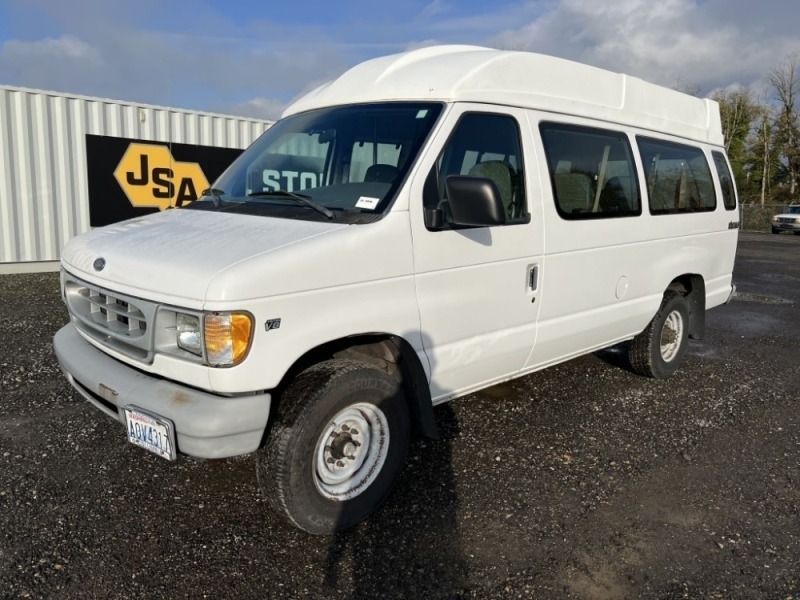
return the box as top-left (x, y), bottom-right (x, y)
top-left (445, 175), bottom-right (506, 227)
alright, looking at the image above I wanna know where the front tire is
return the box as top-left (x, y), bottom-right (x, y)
top-left (257, 360), bottom-right (410, 534)
top-left (629, 292), bottom-right (690, 379)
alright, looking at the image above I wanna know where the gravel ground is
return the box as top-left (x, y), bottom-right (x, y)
top-left (1, 232), bottom-right (798, 599)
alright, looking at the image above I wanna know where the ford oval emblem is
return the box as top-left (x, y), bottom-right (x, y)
top-left (93, 257), bottom-right (106, 271)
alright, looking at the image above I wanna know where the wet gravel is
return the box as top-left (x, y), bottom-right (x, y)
top-left (1, 232), bottom-right (798, 599)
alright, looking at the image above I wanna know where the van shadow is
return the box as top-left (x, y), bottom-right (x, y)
top-left (592, 342), bottom-right (636, 374)
top-left (321, 403), bottom-right (468, 599)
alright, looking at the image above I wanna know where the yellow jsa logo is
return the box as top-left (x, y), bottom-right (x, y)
top-left (114, 143), bottom-right (209, 210)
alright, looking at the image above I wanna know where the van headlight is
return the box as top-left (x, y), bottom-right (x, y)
top-left (174, 311), bottom-right (253, 366)
top-left (177, 313), bottom-right (202, 355)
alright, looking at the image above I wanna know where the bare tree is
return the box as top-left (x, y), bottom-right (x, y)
top-left (713, 88), bottom-right (760, 196)
top-left (672, 77), bottom-right (703, 98)
top-left (769, 53), bottom-right (800, 198)
top-left (757, 109), bottom-right (774, 205)
top-left (742, 96), bottom-right (776, 205)
top-left (713, 88), bottom-right (756, 153)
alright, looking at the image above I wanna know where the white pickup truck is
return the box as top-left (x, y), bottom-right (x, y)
top-left (772, 204), bottom-right (800, 234)
top-left (54, 45), bottom-right (739, 533)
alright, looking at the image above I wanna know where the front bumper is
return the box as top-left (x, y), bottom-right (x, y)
top-left (53, 324), bottom-right (272, 459)
top-left (772, 221), bottom-right (800, 232)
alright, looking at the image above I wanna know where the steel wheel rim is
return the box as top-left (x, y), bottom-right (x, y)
top-left (314, 402), bottom-right (389, 501)
top-left (660, 309), bottom-right (684, 362)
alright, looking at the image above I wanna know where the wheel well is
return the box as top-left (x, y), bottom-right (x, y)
top-left (666, 274), bottom-right (705, 340)
top-left (273, 334), bottom-right (439, 440)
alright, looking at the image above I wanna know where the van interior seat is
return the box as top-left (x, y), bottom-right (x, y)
top-left (554, 172), bottom-right (591, 213)
top-left (364, 163), bottom-right (399, 184)
top-left (468, 160), bottom-right (514, 217)
top-left (598, 176), bottom-right (630, 213)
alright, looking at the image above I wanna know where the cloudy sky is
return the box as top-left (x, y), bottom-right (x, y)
top-left (1, 0), bottom-right (799, 120)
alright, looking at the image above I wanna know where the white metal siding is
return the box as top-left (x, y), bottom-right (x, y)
top-left (0, 85), bottom-right (272, 264)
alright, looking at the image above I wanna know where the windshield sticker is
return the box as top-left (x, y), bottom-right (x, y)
top-left (355, 196), bottom-right (380, 210)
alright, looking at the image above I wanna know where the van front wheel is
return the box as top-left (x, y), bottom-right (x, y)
top-left (257, 360), bottom-right (410, 534)
top-left (629, 292), bottom-right (690, 379)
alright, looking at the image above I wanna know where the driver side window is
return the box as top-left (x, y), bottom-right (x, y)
top-left (424, 113), bottom-right (527, 227)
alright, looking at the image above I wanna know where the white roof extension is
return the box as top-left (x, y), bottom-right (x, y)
top-left (285, 45), bottom-right (723, 146)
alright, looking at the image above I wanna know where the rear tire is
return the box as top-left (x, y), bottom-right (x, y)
top-left (629, 292), bottom-right (690, 379)
top-left (257, 360), bottom-right (410, 534)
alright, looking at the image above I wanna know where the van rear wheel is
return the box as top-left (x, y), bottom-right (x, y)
top-left (629, 291), bottom-right (689, 379)
top-left (257, 360), bottom-right (410, 534)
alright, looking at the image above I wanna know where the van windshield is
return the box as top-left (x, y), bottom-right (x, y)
top-left (188, 102), bottom-right (443, 223)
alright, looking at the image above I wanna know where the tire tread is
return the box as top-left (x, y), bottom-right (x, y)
top-left (629, 291), bottom-right (688, 379)
top-left (257, 360), bottom-right (408, 534)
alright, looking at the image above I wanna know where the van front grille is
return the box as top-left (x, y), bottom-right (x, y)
top-left (63, 275), bottom-right (158, 362)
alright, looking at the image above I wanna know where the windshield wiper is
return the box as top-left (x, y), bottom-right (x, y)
top-left (247, 190), bottom-right (334, 220)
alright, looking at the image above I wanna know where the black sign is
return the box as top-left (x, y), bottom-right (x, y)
top-left (86, 135), bottom-right (243, 227)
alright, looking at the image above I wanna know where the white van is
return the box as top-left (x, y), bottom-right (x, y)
top-left (53, 45), bottom-right (739, 533)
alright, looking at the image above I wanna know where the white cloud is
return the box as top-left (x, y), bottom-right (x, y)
top-left (223, 97), bottom-right (285, 120)
top-left (420, 0), bottom-right (452, 20)
top-left (1, 0), bottom-right (799, 116)
top-left (488, 0), bottom-right (800, 95)
top-left (0, 34), bottom-right (105, 90)
top-left (2, 34), bottom-right (102, 62)
top-left (0, 1), bottom-right (348, 116)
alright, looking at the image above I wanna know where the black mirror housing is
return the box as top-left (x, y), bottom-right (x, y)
top-left (424, 208), bottom-right (444, 229)
top-left (445, 175), bottom-right (506, 227)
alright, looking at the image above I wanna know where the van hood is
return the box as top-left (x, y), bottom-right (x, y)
top-left (61, 209), bottom-right (347, 306)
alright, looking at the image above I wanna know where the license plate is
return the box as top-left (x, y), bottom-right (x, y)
top-left (124, 407), bottom-right (177, 460)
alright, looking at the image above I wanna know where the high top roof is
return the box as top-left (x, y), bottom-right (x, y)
top-left (284, 45), bottom-right (723, 146)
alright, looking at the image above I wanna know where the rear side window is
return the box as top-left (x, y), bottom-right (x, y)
top-left (540, 123), bottom-right (641, 220)
top-left (638, 137), bottom-right (716, 214)
top-left (711, 151), bottom-right (738, 210)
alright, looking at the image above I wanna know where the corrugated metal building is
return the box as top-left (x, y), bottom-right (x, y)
top-left (0, 85), bottom-right (272, 272)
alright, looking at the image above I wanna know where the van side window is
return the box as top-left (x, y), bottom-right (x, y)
top-left (711, 151), bottom-right (738, 211)
top-left (638, 137), bottom-right (716, 214)
top-left (425, 113), bottom-right (527, 227)
top-left (540, 123), bottom-right (641, 219)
